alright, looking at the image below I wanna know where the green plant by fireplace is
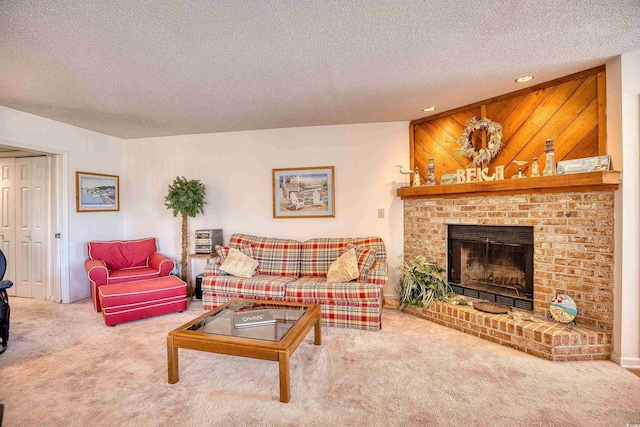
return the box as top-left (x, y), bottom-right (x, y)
top-left (396, 255), bottom-right (452, 308)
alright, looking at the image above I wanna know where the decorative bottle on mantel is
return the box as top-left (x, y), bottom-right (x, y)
top-left (412, 167), bottom-right (421, 187)
top-left (530, 157), bottom-right (540, 177)
top-left (426, 158), bottom-right (437, 186)
top-left (543, 139), bottom-right (556, 176)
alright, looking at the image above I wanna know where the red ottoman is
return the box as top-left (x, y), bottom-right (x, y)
top-left (98, 276), bottom-right (187, 326)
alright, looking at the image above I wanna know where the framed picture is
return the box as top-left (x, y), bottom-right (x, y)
top-left (272, 166), bottom-right (335, 218)
top-left (76, 171), bottom-right (120, 212)
top-left (440, 173), bottom-right (458, 185)
top-left (556, 155), bottom-right (611, 175)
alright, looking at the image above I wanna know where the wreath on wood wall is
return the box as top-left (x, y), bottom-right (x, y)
top-left (457, 117), bottom-right (504, 167)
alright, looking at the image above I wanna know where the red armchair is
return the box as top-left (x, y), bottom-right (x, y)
top-left (85, 238), bottom-right (175, 311)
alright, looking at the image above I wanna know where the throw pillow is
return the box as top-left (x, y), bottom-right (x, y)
top-left (215, 244), bottom-right (255, 276)
top-left (219, 247), bottom-right (259, 278)
top-left (346, 243), bottom-right (377, 281)
top-left (326, 248), bottom-right (359, 283)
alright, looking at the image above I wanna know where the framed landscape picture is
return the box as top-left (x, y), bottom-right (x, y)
top-left (556, 155), bottom-right (611, 175)
top-left (272, 166), bottom-right (335, 218)
top-left (76, 171), bottom-right (120, 212)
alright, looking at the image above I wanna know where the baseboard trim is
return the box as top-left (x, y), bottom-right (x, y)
top-left (383, 296), bottom-right (399, 308)
top-left (610, 353), bottom-right (640, 368)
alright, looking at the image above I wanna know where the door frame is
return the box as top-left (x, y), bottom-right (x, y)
top-left (0, 137), bottom-right (69, 303)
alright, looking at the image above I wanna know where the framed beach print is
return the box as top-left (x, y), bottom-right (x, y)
top-left (556, 155), bottom-right (611, 175)
top-left (272, 166), bottom-right (335, 218)
top-left (76, 171), bottom-right (120, 212)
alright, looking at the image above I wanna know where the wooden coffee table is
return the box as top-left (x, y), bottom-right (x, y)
top-left (167, 299), bottom-right (321, 403)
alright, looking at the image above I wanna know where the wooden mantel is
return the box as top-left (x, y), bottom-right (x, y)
top-left (397, 171), bottom-right (621, 199)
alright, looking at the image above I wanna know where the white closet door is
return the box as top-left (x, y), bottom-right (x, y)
top-left (15, 158), bottom-right (31, 297)
top-left (15, 157), bottom-right (48, 299)
top-left (30, 157), bottom-right (47, 300)
top-left (0, 158), bottom-right (16, 297)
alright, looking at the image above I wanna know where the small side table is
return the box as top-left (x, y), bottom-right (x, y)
top-left (187, 253), bottom-right (216, 300)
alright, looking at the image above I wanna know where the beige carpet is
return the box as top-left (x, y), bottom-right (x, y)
top-left (1, 297), bottom-right (639, 427)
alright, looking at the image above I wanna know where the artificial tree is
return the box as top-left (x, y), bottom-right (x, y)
top-left (164, 176), bottom-right (206, 282)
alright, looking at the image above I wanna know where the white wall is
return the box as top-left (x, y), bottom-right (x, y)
top-left (0, 106), bottom-right (125, 302)
top-left (607, 52), bottom-right (640, 368)
top-left (123, 122), bottom-right (409, 298)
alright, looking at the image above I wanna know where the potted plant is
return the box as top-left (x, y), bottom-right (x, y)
top-left (165, 177), bottom-right (206, 282)
top-left (396, 255), bottom-right (452, 309)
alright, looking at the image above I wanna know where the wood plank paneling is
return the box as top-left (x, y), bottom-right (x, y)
top-left (492, 77), bottom-right (586, 171)
top-left (410, 67), bottom-right (607, 182)
top-left (413, 108), bottom-right (480, 178)
top-left (565, 127), bottom-right (598, 161)
top-left (502, 76), bottom-right (597, 177)
top-left (414, 127), bottom-right (464, 181)
top-left (420, 122), bottom-right (467, 167)
top-left (596, 71), bottom-right (607, 154)
top-left (499, 87), bottom-right (552, 144)
top-left (485, 95), bottom-right (524, 126)
top-left (409, 123), bottom-right (415, 169)
top-left (553, 99), bottom-right (599, 160)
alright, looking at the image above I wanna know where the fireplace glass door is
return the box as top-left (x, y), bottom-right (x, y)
top-left (448, 225), bottom-right (533, 311)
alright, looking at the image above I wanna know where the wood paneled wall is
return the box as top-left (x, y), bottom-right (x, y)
top-left (410, 66), bottom-right (607, 181)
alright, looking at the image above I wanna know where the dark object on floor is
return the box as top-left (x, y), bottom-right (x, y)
top-left (0, 249), bottom-right (14, 355)
top-left (473, 301), bottom-right (510, 314)
top-left (195, 274), bottom-right (203, 300)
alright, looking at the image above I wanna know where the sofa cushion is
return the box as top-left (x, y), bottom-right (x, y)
top-left (300, 238), bottom-right (351, 277)
top-left (88, 238), bottom-right (157, 270)
top-left (229, 234), bottom-right (301, 277)
top-left (202, 274), bottom-right (294, 299)
top-left (346, 244), bottom-right (377, 281)
top-left (284, 276), bottom-right (382, 303)
top-left (107, 266), bottom-right (163, 284)
top-left (300, 237), bottom-right (387, 277)
top-left (203, 258), bottom-right (223, 276)
top-left (349, 237), bottom-right (387, 263)
top-left (202, 293), bottom-right (285, 311)
top-left (219, 248), bottom-right (259, 278)
top-left (326, 248), bottom-right (359, 282)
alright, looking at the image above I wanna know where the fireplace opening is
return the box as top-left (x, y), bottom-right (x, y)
top-left (447, 225), bottom-right (534, 311)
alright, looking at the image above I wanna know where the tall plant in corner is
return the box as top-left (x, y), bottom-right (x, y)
top-left (396, 255), bottom-right (451, 309)
top-left (165, 177), bottom-right (206, 282)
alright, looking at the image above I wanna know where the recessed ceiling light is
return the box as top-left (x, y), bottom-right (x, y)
top-left (515, 75), bottom-right (534, 83)
top-left (423, 106), bottom-right (436, 112)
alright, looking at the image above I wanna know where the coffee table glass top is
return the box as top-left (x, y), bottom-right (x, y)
top-left (187, 301), bottom-right (309, 342)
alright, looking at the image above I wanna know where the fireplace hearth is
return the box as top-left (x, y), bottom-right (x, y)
top-left (448, 225), bottom-right (534, 311)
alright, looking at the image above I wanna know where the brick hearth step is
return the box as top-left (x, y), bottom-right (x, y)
top-left (402, 302), bottom-right (611, 362)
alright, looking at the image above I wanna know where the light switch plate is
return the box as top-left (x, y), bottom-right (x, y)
top-left (378, 208), bottom-right (384, 218)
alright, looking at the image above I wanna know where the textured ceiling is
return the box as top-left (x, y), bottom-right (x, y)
top-left (1, 1), bottom-right (639, 139)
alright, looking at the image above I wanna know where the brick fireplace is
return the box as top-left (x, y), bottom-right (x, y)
top-left (397, 66), bottom-right (623, 361)
top-left (400, 184), bottom-right (618, 361)
top-left (404, 190), bottom-right (615, 330)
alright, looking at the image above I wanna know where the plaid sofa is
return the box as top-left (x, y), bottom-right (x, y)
top-left (202, 234), bottom-right (388, 331)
